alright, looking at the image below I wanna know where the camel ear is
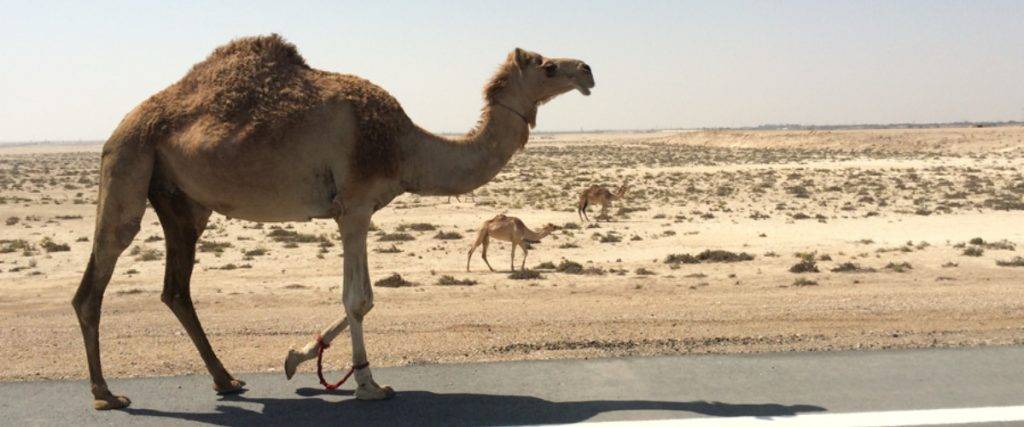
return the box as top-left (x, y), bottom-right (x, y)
top-left (511, 48), bottom-right (533, 69)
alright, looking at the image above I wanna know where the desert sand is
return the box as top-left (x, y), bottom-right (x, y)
top-left (2, 126), bottom-right (1024, 381)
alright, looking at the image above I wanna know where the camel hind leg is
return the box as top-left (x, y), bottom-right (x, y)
top-left (72, 139), bottom-right (153, 410)
top-left (466, 229), bottom-right (487, 272)
top-left (480, 234), bottom-right (495, 272)
top-left (149, 186), bottom-right (245, 394)
top-left (579, 199), bottom-right (591, 222)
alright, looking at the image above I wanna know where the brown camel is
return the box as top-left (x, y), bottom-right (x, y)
top-left (466, 214), bottom-right (559, 272)
top-left (446, 192), bottom-right (475, 203)
top-left (577, 183), bottom-right (630, 221)
top-left (73, 34), bottom-right (593, 410)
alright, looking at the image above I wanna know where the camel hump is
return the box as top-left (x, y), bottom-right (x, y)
top-left (203, 34), bottom-right (308, 69)
top-left (138, 33), bottom-right (321, 141)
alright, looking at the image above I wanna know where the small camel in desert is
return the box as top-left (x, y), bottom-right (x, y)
top-left (577, 183), bottom-right (630, 221)
top-left (73, 34), bottom-right (593, 410)
top-left (446, 192), bottom-right (476, 203)
top-left (466, 214), bottom-right (559, 272)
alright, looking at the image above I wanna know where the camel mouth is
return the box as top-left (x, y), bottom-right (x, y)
top-left (574, 82), bottom-right (593, 96)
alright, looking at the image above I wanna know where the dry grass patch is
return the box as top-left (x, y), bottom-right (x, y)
top-left (374, 273), bottom-right (417, 287)
top-left (508, 269), bottom-right (543, 280)
top-left (436, 275), bottom-right (478, 286)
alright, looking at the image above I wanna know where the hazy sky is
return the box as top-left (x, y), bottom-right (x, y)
top-left (2, 0), bottom-right (1023, 142)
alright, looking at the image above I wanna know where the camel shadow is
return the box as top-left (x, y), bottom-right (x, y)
top-left (123, 388), bottom-right (825, 426)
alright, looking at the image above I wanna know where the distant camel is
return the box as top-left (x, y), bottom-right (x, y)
top-left (577, 183), bottom-right (630, 221)
top-left (467, 214), bottom-right (558, 272)
top-left (446, 192), bottom-right (476, 203)
top-left (72, 34), bottom-right (593, 410)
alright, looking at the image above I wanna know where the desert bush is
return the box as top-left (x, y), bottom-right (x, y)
top-left (244, 248), bottom-right (269, 257)
top-left (593, 232), bottom-right (621, 243)
top-left (534, 261), bottom-right (557, 270)
top-left (556, 260), bottom-right (584, 274)
top-left (378, 232), bottom-right (415, 242)
top-left (198, 240), bottom-right (233, 253)
top-left (267, 228), bottom-right (320, 244)
top-left (131, 246), bottom-right (163, 261)
top-left (664, 253), bottom-right (699, 264)
top-left (996, 257), bottom-right (1024, 267)
top-left (0, 239), bottom-right (35, 254)
top-left (436, 275), bottom-right (478, 286)
top-left (792, 278), bottom-right (818, 287)
top-left (39, 237), bottom-right (70, 253)
top-left (397, 223), bottom-right (436, 232)
top-left (789, 259), bottom-right (819, 273)
top-left (696, 250), bottom-right (754, 263)
top-left (433, 231), bottom-right (463, 240)
top-left (831, 262), bottom-right (876, 273)
top-left (962, 247), bottom-right (984, 257)
top-left (884, 262), bottom-right (913, 272)
top-left (665, 250), bottom-right (754, 264)
top-left (508, 269), bottom-right (543, 280)
top-left (374, 273), bottom-right (417, 287)
top-left (374, 245), bottom-right (402, 254)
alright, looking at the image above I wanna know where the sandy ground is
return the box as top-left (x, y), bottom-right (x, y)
top-left (2, 126), bottom-right (1024, 382)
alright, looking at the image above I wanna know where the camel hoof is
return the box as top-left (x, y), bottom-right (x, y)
top-left (93, 395), bottom-right (131, 410)
top-left (214, 379), bottom-right (246, 395)
top-left (284, 348), bottom-right (303, 380)
top-left (355, 383), bottom-right (395, 401)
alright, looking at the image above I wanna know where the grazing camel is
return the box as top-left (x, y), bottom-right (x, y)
top-left (73, 34), bottom-right (593, 410)
top-left (466, 214), bottom-right (559, 272)
top-left (577, 183), bottom-right (630, 221)
top-left (446, 192), bottom-right (475, 203)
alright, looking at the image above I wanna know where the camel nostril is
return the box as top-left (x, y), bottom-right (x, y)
top-left (582, 64), bottom-right (592, 73)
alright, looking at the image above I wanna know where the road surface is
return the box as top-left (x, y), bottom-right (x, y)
top-left (2, 346), bottom-right (1023, 426)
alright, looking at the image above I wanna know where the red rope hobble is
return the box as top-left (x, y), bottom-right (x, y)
top-left (315, 334), bottom-right (370, 390)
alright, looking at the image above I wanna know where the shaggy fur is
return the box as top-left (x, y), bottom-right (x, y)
top-left (141, 34), bottom-right (411, 179)
top-left (480, 50), bottom-right (547, 128)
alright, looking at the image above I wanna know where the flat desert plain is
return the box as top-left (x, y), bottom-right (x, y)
top-left (2, 126), bottom-right (1024, 381)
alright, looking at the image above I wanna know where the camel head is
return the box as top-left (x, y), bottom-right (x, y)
top-left (540, 223), bottom-right (561, 236)
top-left (615, 182), bottom-right (631, 198)
top-left (499, 48), bottom-right (595, 105)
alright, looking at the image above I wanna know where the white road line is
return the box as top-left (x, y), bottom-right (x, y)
top-left (564, 405), bottom-right (1024, 427)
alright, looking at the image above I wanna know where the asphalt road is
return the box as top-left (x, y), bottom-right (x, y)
top-left (2, 346), bottom-right (1023, 426)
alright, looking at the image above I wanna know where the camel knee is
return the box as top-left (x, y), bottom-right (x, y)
top-left (71, 292), bottom-right (100, 324)
top-left (344, 295), bottom-right (374, 322)
top-left (160, 290), bottom-right (190, 309)
top-left (115, 218), bottom-right (142, 247)
top-left (93, 218), bottom-right (141, 260)
top-left (72, 256), bottom-right (105, 319)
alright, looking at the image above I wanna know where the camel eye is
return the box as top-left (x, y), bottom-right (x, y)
top-left (542, 62), bottom-right (557, 77)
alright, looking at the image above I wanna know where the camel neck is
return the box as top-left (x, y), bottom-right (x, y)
top-left (398, 102), bottom-right (530, 196)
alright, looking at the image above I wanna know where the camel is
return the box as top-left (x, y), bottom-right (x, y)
top-left (446, 192), bottom-right (475, 203)
top-left (73, 34), bottom-right (593, 410)
top-left (577, 183), bottom-right (630, 221)
top-left (466, 214), bottom-right (559, 272)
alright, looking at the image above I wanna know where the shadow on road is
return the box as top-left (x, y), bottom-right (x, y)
top-left (122, 388), bottom-right (826, 426)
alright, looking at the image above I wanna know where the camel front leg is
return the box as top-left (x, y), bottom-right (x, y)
top-left (284, 316), bottom-right (349, 379)
top-left (340, 212), bottom-right (394, 400)
top-left (520, 243), bottom-right (528, 271)
top-left (509, 241), bottom-right (517, 272)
